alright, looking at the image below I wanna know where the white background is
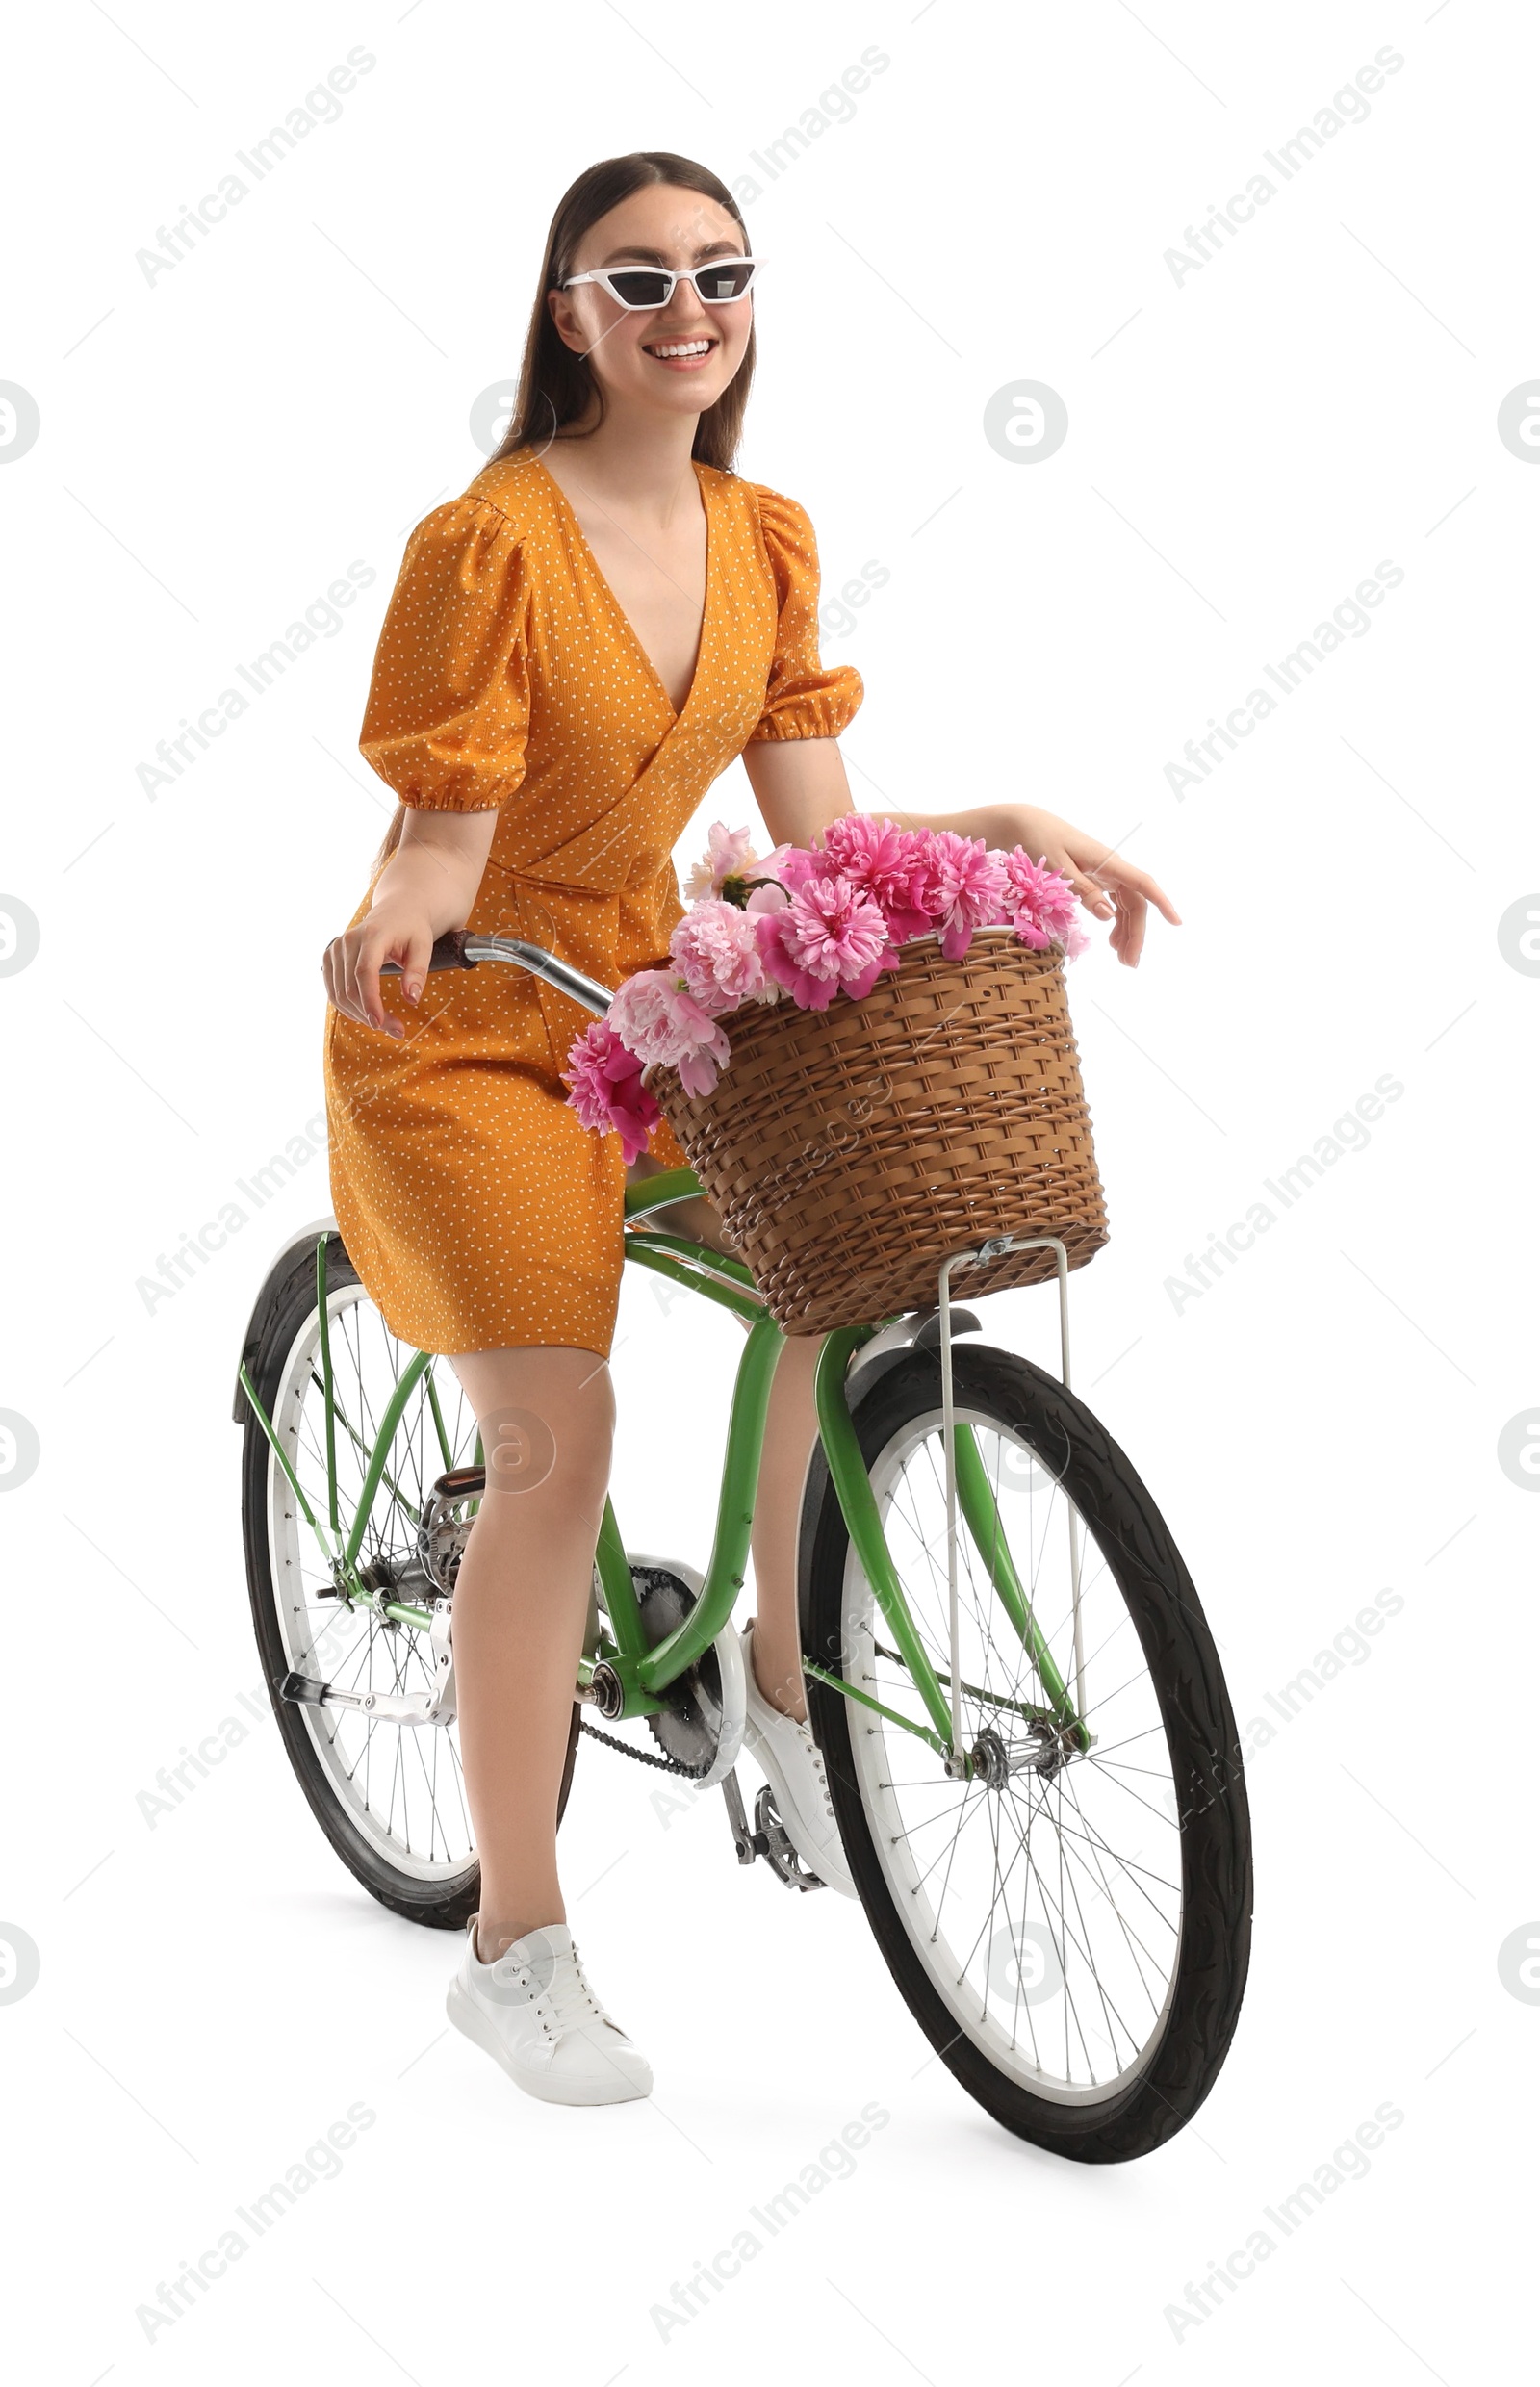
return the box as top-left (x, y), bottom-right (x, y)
top-left (1, 1), bottom-right (1533, 2379)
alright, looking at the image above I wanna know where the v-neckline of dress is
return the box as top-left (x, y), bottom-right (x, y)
top-left (532, 451), bottom-right (713, 728)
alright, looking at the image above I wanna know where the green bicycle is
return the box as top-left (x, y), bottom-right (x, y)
top-left (235, 932), bottom-right (1251, 2163)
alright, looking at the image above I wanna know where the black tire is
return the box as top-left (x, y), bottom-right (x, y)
top-left (239, 1231), bottom-right (579, 1931)
top-left (802, 1342), bottom-right (1251, 2162)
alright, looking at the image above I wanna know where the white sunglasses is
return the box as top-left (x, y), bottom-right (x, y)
top-left (561, 256), bottom-right (762, 312)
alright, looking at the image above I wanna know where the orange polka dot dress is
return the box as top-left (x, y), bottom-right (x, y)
top-left (323, 446), bottom-right (862, 1358)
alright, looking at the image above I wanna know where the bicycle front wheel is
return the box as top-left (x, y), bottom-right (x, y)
top-left (803, 1342), bottom-right (1251, 2162)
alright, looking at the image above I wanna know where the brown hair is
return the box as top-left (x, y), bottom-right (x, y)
top-left (372, 153), bottom-right (752, 873)
top-left (492, 150), bottom-right (755, 471)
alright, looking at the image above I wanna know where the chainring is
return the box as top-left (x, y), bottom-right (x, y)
top-left (632, 1564), bottom-right (729, 1776)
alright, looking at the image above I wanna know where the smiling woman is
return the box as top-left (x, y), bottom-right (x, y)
top-left (318, 146), bottom-right (1177, 2110)
top-left (493, 151), bottom-right (759, 468)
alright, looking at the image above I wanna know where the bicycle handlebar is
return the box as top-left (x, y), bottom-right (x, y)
top-left (379, 931), bottom-right (614, 1017)
top-left (379, 932), bottom-right (477, 976)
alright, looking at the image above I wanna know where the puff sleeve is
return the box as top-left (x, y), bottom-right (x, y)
top-left (746, 485), bottom-right (864, 743)
top-left (358, 498), bottom-right (531, 810)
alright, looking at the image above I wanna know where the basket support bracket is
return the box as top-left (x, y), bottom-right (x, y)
top-left (937, 1237), bottom-right (1082, 1771)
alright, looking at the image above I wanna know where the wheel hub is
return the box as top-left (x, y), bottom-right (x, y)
top-left (970, 1719), bottom-right (1067, 1785)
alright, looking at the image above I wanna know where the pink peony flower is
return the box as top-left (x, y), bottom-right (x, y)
top-left (563, 1020), bottom-right (662, 1164)
top-left (683, 822), bottom-right (759, 900)
top-left (998, 849), bottom-right (1087, 958)
top-left (607, 970), bottom-right (731, 1067)
top-left (814, 815), bottom-right (938, 944)
top-left (669, 899), bottom-right (772, 1014)
top-left (757, 874), bottom-right (899, 1011)
top-left (921, 831), bottom-right (1011, 961)
top-left (767, 844), bottom-right (825, 899)
top-left (682, 1045), bottom-right (728, 1098)
top-left (605, 968), bottom-right (732, 1098)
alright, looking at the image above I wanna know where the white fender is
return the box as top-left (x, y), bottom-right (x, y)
top-left (626, 1553), bottom-right (746, 1788)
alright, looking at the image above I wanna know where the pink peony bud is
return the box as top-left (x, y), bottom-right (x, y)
top-left (683, 822), bottom-right (760, 900)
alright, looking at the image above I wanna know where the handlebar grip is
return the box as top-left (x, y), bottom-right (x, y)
top-left (380, 932), bottom-right (477, 977)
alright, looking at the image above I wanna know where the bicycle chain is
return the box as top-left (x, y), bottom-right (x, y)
top-left (578, 1715), bottom-right (714, 1781)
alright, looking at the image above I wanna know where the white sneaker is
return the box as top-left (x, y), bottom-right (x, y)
top-left (446, 1919), bottom-right (653, 2106)
top-left (740, 1621), bottom-right (858, 1899)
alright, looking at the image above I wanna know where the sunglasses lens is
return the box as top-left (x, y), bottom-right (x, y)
top-left (607, 270), bottom-right (675, 308)
top-left (695, 260), bottom-right (757, 302)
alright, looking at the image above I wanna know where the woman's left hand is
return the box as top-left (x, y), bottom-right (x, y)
top-left (996, 805), bottom-right (1183, 968)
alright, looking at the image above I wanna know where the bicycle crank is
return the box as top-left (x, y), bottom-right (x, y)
top-left (720, 1769), bottom-right (827, 1891)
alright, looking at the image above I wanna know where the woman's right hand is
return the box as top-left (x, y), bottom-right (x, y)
top-left (323, 805), bottom-right (500, 1037)
top-left (323, 901), bottom-right (436, 1037)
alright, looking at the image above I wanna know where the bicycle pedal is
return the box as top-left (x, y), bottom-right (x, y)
top-left (753, 1784), bottom-right (827, 1892)
top-left (721, 1769), bottom-right (825, 1887)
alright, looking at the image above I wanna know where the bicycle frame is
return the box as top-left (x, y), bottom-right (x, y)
top-left (239, 1181), bottom-right (1087, 1767)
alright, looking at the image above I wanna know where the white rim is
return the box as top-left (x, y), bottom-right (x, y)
top-left (840, 1406), bottom-right (1182, 2105)
top-left (265, 1286), bottom-right (479, 1883)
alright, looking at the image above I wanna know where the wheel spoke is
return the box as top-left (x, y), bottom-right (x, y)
top-left (833, 1392), bottom-right (1196, 2108)
top-left (255, 1275), bottom-right (482, 1888)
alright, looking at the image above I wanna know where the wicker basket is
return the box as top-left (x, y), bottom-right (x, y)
top-left (648, 929), bottom-right (1109, 1334)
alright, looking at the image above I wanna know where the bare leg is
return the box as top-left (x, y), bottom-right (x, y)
top-left (625, 1157), bottom-right (824, 1722)
top-left (748, 1330), bottom-right (826, 1723)
top-left (448, 1346), bottom-right (614, 1962)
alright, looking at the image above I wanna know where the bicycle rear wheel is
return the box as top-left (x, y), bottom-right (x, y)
top-left (238, 1232), bottom-right (579, 1929)
top-left (802, 1342), bottom-right (1250, 2161)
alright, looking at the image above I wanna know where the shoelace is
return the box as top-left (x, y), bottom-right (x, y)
top-left (792, 1718), bottom-right (837, 1821)
top-left (750, 1642), bottom-right (838, 1826)
top-left (492, 1946), bottom-right (614, 2042)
